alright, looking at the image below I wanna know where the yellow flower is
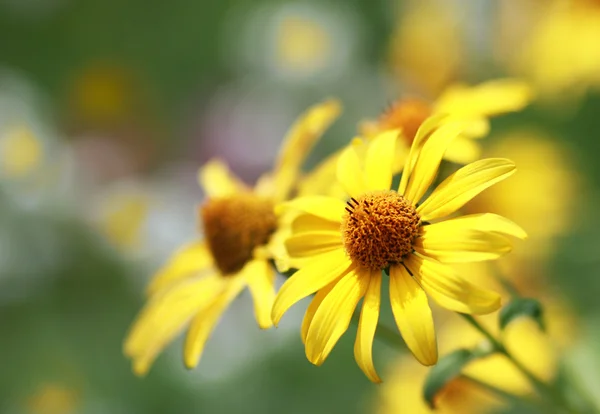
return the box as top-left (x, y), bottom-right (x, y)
top-left (272, 118), bottom-right (526, 382)
top-left (26, 382), bottom-right (79, 414)
top-left (0, 126), bottom-right (43, 178)
top-left (123, 99), bottom-right (341, 376)
top-left (510, 0), bottom-right (600, 103)
top-left (377, 313), bottom-right (559, 414)
top-left (299, 79), bottom-right (531, 198)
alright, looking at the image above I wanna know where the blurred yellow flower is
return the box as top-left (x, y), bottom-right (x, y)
top-left (100, 192), bottom-right (150, 250)
top-left (511, 0), bottom-right (600, 102)
top-left (26, 383), bottom-right (79, 414)
top-left (300, 79), bottom-right (532, 197)
top-left (272, 118), bottom-right (526, 382)
top-left (0, 125), bottom-right (43, 178)
top-left (124, 99), bottom-right (341, 376)
top-left (377, 312), bottom-right (559, 414)
top-left (388, 0), bottom-right (463, 95)
top-left (276, 16), bottom-right (331, 75)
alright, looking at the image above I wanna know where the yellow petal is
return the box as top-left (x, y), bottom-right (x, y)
top-left (337, 139), bottom-right (368, 198)
top-left (398, 113), bottom-right (449, 195)
top-left (271, 99), bottom-right (342, 201)
top-left (301, 279), bottom-right (339, 344)
top-left (364, 130), bottom-right (397, 191)
top-left (198, 159), bottom-right (247, 198)
top-left (244, 260), bottom-right (276, 329)
top-left (183, 276), bottom-right (246, 368)
top-left (389, 265), bottom-right (437, 366)
top-left (405, 254), bottom-right (501, 315)
top-left (286, 231), bottom-right (343, 259)
top-left (305, 268), bottom-right (369, 365)
top-left (403, 121), bottom-right (467, 204)
top-left (296, 148), bottom-right (342, 197)
top-left (278, 196), bottom-right (346, 223)
top-left (291, 213), bottom-right (341, 234)
top-left (443, 135), bottom-right (482, 164)
top-left (354, 269), bottom-right (383, 383)
top-left (125, 274), bottom-right (225, 375)
top-left (435, 79), bottom-right (533, 118)
top-left (146, 242), bottom-right (213, 296)
top-left (415, 229), bottom-right (513, 263)
top-left (422, 213), bottom-right (528, 240)
top-left (271, 249), bottom-right (352, 325)
top-left (418, 158), bottom-right (517, 221)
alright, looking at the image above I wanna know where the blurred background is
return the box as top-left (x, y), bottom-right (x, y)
top-left (2, 0), bottom-right (600, 413)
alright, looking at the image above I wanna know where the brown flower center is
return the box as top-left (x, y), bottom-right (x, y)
top-left (200, 194), bottom-right (277, 275)
top-left (341, 191), bottom-right (421, 271)
top-left (379, 98), bottom-right (432, 144)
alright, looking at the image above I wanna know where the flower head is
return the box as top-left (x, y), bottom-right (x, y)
top-left (272, 117), bottom-right (526, 382)
top-left (123, 99), bottom-right (341, 375)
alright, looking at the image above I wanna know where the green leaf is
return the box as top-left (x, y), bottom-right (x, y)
top-left (423, 349), bottom-right (475, 408)
top-left (499, 298), bottom-right (545, 331)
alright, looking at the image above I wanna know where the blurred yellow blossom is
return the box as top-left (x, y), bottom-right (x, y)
top-left (275, 16), bottom-right (331, 75)
top-left (0, 125), bottom-right (43, 177)
top-left (26, 383), bottom-right (79, 414)
top-left (100, 192), bottom-right (150, 251)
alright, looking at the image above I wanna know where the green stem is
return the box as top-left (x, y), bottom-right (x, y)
top-left (458, 313), bottom-right (577, 414)
top-left (491, 263), bottom-right (520, 298)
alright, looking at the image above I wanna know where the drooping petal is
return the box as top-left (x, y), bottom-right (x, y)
top-left (421, 213), bottom-right (527, 240)
top-left (354, 269), bottom-right (383, 383)
top-left (244, 260), bottom-right (276, 329)
top-left (270, 99), bottom-right (342, 202)
top-left (405, 254), bottom-right (501, 315)
top-left (398, 113), bottom-right (449, 195)
top-left (146, 242), bottom-right (213, 296)
top-left (389, 265), bottom-right (438, 366)
top-left (364, 130), bottom-right (397, 192)
top-left (271, 249), bottom-right (352, 326)
top-left (286, 231), bottom-right (343, 259)
top-left (198, 159), bottom-right (247, 198)
top-left (337, 139), bottom-right (368, 198)
top-left (277, 196), bottom-right (346, 223)
top-left (415, 230), bottom-right (513, 263)
top-left (183, 276), bottom-right (247, 369)
top-left (305, 268), bottom-right (369, 365)
top-left (418, 158), bottom-right (516, 221)
top-left (403, 121), bottom-right (468, 204)
top-left (125, 274), bottom-right (225, 375)
top-left (301, 279), bottom-right (339, 344)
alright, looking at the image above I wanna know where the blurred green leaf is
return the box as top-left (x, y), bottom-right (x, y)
top-left (499, 298), bottom-right (545, 331)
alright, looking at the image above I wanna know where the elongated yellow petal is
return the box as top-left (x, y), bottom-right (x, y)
top-left (403, 121), bottom-right (467, 204)
top-left (337, 140), bottom-right (368, 198)
top-left (435, 79), bottom-right (532, 117)
top-left (146, 242), bottom-right (213, 296)
top-left (125, 274), bottom-right (225, 375)
top-left (415, 230), bottom-right (512, 263)
top-left (301, 279), bottom-right (339, 344)
top-left (286, 231), bottom-right (343, 259)
top-left (278, 196), bottom-right (345, 223)
top-left (183, 276), bottom-right (246, 369)
top-left (389, 265), bottom-right (437, 366)
top-left (305, 268), bottom-right (369, 365)
top-left (443, 135), bottom-right (482, 164)
top-left (244, 260), bottom-right (276, 329)
top-left (291, 213), bottom-right (342, 234)
top-left (418, 158), bottom-right (516, 221)
top-left (354, 269), bottom-right (382, 383)
top-left (398, 113), bottom-right (448, 194)
top-left (271, 249), bottom-right (352, 325)
top-left (365, 130), bottom-right (397, 192)
top-left (405, 254), bottom-right (501, 315)
top-left (422, 213), bottom-right (528, 240)
top-left (271, 99), bottom-right (342, 201)
top-left (198, 159), bottom-right (247, 198)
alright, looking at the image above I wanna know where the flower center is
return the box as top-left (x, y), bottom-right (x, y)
top-left (341, 191), bottom-right (421, 271)
top-left (200, 194), bottom-right (277, 275)
top-left (379, 98), bottom-right (432, 144)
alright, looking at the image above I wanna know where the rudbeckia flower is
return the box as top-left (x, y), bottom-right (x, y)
top-left (272, 117), bottom-right (526, 382)
top-left (299, 79), bottom-right (532, 197)
top-left (123, 99), bottom-right (341, 375)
